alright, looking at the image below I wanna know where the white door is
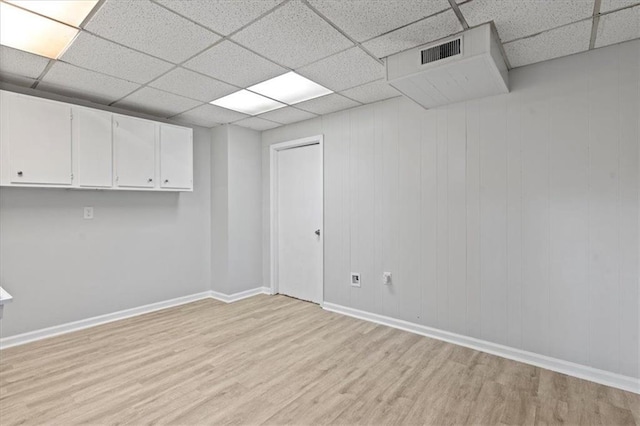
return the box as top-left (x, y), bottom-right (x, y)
top-left (114, 115), bottom-right (156, 188)
top-left (277, 143), bottom-right (322, 304)
top-left (160, 124), bottom-right (193, 190)
top-left (7, 94), bottom-right (72, 185)
top-left (73, 107), bottom-right (113, 187)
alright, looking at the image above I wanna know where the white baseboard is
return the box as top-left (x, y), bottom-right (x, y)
top-left (323, 302), bottom-right (640, 395)
top-left (210, 286), bottom-right (272, 303)
top-left (0, 291), bottom-right (212, 350)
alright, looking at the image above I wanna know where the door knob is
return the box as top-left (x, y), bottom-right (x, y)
top-left (315, 229), bottom-right (321, 236)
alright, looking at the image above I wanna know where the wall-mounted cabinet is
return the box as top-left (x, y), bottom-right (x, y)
top-left (0, 90), bottom-right (193, 192)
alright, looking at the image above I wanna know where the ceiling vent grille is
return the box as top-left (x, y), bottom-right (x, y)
top-left (421, 38), bottom-right (461, 65)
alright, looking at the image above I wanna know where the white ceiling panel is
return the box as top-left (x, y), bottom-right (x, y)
top-left (60, 33), bottom-right (173, 84)
top-left (297, 47), bottom-right (384, 92)
top-left (113, 87), bottom-right (202, 118)
top-left (171, 103), bottom-right (249, 126)
top-left (38, 62), bottom-right (138, 104)
top-left (460, 0), bottom-right (593, 43)
top-left (504, 19), bottom-right (591, 68)
top-left (156, 0), bottom-right (283, 35)
top-left (0, 45), bottom-right (49, 79)
top-left (234, 117), bottom-right (281, 131)
top-left (309, 0), bottom-right (450, 42)
top-left (257, 106), bottom-right (317, 124)
top-left (150, 67), bottom-right (237, 102)
top-left (595, 6), bottom-right (640, 47)
top-left (231, 0), bottom-right (353, 69)
top-left (362, 9), bottom-right (462, 59)
top-left (600, 0), bottom-right (640, 12)
top-left (340, 79), bottom-right (401, 104)
top-left (85, 0), bottom-right (220, 63)
top-left (183, 41), bottom-right (286, 88)
top-left (295, 93), bottom-right (361, 115)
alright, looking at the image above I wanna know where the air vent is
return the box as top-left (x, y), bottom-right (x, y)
top-left (421, 38), bottom-right (461, 65)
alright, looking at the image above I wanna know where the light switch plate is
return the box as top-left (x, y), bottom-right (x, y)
top-left (351, 273), bottom-right (361, 287)
top-left (84, 207), bottom-right (94, 220)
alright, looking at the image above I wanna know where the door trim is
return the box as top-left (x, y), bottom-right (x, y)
top-left (269, 135), bottom-right (324, 305)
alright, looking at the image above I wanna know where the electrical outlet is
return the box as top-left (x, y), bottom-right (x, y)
top-left (382, 272), bottom-right (392, 285)
top-left (351, 273), bottom-right (361, 287)
top-left (83, 207), bottom-right (94, 220)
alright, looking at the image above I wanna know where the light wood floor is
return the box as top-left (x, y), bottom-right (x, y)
top-left (1, 295), bottom-right (638, 425)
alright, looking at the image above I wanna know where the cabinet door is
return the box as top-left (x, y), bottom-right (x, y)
top-left (7, 95), bottom-right (72, 185)
top-left (74, 107), bottom-right (113, 187)
top-left (114, 115), bottom-right (156, 188)
top-left (160, 124), bottom-right (193, 190)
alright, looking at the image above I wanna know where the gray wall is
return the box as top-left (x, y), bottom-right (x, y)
top-left (211, 125), bottom-right (263, 295)
top-left (0, 126), bottom-right (212, 337)
top-left (262, 40), bottom-right (640, 379)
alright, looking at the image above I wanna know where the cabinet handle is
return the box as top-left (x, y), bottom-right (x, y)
top-left (17, 171), bottom-right (23, 177)
top-left (164, 179), bottom-right (169, 184)
top-left (148, 178), bottom-right (153, 183)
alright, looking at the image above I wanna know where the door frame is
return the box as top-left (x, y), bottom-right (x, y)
top-left (269, 135), bottom-right (324, 304)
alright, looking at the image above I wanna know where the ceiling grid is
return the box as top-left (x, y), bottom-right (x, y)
top-left (0, 0), bottom-right (637, 130)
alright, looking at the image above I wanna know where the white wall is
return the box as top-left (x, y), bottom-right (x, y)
top-left (262, 40), bottom-right (639, 379)
top-left (0, 126), bottom-right (212, 337)
top-left (211, 125), bottom-right (263, 294)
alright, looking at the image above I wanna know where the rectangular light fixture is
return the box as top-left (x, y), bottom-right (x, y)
top-left (210, 90), bottom-right (286, 115)
top-left (6, 0), bottom-right (99, 27)
top-left (0, 2), bottom-right (79, 59)
top-left (248, 72), bottom-right (332, 105)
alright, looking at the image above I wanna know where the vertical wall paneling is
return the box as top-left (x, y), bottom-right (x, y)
top-left (397, 100), bottom-right (423, 323)
top-left (547, 55), bottom-right (590, 365)
top-left (588, 45), bottom-right (621, 374)
top-left (617, 41), bottom-right (640, 378)
top-left (465, 100), bottom-right (482, 339)
top-left (420, 108), bottom-right (439, 326)
top-left (447, 103), bottom-right (468, 335)
top-left (260, 40), bottom-right (640, 380)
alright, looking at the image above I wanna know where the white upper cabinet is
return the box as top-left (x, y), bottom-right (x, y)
top-left (160, 124), bottom-right (193, 190)
top-left (114, 115), bottom-right (156, 189)
top-left (0, 90), bottom-right (193, 191)
top-left (3, 92), bottom-right (72, 185)
top-left (73, 107), bottom-right (113, 187)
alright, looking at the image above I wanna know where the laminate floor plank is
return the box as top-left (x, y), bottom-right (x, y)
top-left (0, 295), bottom-right (638, 425)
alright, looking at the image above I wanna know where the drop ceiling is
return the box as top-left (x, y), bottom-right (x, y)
top-left (0, 0), bottom-right (638, 130)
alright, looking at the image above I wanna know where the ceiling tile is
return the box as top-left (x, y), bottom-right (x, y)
top-left (171, 103), bottom-right (249, 126)
top-left (309, 0), bottom-right (450, 42)
top-left (460, 0), bottom-right (593, 43)
top-left (149, 67), bottom-right (237, 102)
top-left (184, 41), bottom-right (286, 88)
top-left (113, 87), bottom-right (202, 118)
top-left (85, 0), bottom-right (220, 63)
top-left (232, 0), bottom-right (353, 69)
top-left (295, 93), bottom-right (361, 115)
top-left (234, 117), bottom-right (281, 131)
top-left (362, 10), bottom-right (462, 58)
top-left (0, 45), bottom-right (49, 79)
top-left (595, 6), bottom-right (640, 47)
top-left (38, 62), bottom-right (138, 104)
top-left (297, 47), bottom-right (384, 92)
top-left (600, 0), bottom-right (640, 12)
top-left (257, 107), bottom-right (317, 124)
top-left (60, 32), bottom-right (173, 84)
top-left (340, 79), bottom-right (401, 104)
top-left (504, 19), bottom-right (591, 68)
top-left (156, 0), bottom-right (283, 35)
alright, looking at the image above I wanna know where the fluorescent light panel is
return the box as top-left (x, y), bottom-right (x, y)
top-left (248, 72), bottom-right (332, 104)
top-left (7, 0), bottom-right (99, 27)
top-left (0, 2), bottom-right (78, 59)
top-left (210, 90), bottom-right (286, 115)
